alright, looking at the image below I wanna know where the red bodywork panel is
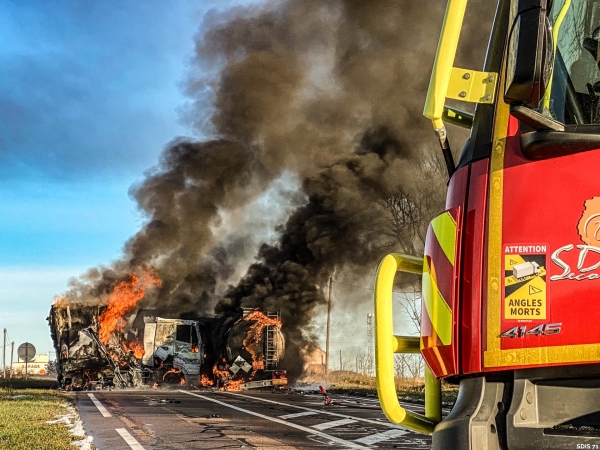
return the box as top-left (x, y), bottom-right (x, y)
top-left (482, 116), bottom-right (600, 370)
top-left (422, 114), bottom-right (600, 376)
top-left (459, 159), bottom-right (489, 375)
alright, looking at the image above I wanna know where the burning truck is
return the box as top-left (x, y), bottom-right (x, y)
top-left (48, 298), bottom-right (287, 390)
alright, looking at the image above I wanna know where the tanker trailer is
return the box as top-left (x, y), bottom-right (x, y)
top-left (208, 309), bottom-right (287, 390)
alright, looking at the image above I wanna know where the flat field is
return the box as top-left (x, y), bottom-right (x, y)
top-left (0, 378), bottom-right (85, 450)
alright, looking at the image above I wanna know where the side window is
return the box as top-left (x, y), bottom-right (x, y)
top-left (175, 324), bottom-right (192, 343)
top-left (549, 1), bottom-right (600, 123)
top-left (175, 324), bottom-right (199, 345)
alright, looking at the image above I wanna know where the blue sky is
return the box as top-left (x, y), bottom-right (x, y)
top-left (0, 0), bottom-right (262, 360)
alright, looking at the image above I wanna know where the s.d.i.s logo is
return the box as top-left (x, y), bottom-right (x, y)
top-left (551, 197), bottom-right (600, 282)
top-left (578, 197), bottom-right (600, 247)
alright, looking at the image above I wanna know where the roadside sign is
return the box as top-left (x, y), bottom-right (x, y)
top-left (18, 343), bottom-right (36, 362)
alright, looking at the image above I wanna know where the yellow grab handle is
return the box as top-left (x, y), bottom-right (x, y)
top-left (423, 0), bottom-right (496, 133)
top-left (423, 0), bottom-right (469, 130)
top-left (374, 254), bottom-right (441, 434)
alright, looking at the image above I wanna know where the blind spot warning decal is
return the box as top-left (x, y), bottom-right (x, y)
top-left (503, 245), bottom-right (548, 321)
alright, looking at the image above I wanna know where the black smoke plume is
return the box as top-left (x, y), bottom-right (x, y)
top-left (59, 0), bottom-right (493, 378)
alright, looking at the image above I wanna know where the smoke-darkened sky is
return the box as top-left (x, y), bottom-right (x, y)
top-left (0, 0), bottom-right (264, 355)
top-left (1, 0), bottom-right (493, 365)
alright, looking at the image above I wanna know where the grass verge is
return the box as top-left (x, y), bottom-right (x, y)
top-left (298, 371), bottom-right (459, 405)
top-left (0, 377), bottom-right (83, 450)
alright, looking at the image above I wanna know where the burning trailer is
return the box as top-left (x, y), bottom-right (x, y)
top-left (204, 308), bottom-right (287, 390)
top-left (48, 298), bottom-right (287, 390)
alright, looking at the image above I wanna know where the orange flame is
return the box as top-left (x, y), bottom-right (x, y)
top-left (242, 310), bottom-right (281, 368)
top-left (121, 340), bottom-right (144, 359)
top-left (223, 379), bottom-right (244, 391)
top-left (52, 296), bottom-right (68, 306)
top-left (98, 268), bottom-right (160, 345)
top-left (163, 368), bottom-right (182, 381)
top-left (212, 364), bottom-right (229, 379)
top-left (200, 375), bottom-right (214, 386)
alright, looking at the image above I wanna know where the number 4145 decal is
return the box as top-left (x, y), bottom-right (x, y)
top-left (500, 323), bottom-right (562, 338)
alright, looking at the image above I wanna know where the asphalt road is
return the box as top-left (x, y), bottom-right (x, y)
top-left (75, 388), bottom-right (433, 449)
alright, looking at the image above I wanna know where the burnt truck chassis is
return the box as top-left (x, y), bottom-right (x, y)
top-left (48, 305), bottom-right (204, 390)
top-left (57, 327), bottom-right (143, 389)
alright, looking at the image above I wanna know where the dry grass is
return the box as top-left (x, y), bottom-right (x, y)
top-left (0, 377), bottom-right (84, 450)
top-left (298, 371), bottom-right (458, 405)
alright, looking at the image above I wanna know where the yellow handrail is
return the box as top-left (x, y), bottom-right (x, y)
top-left (374, 254), bottom-right (442, 434)
top-left (423, 0), bottom-right (469, 131)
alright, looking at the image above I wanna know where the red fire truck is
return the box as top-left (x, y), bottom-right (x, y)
top-left (374, 1), bottom-right (600, 448)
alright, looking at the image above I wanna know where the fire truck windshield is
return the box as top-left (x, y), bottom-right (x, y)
top-left (547, 0), bottom-right (600, 124)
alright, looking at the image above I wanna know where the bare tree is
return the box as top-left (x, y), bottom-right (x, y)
top-left (394, 286), bottom-right (421, 332)
top-left (378, 187), bottom-right (422, 256)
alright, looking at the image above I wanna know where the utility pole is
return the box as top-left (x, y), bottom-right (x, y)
top-left (25, 343), bottom-right (29, 380)
top-left (339, 349), bottom-right (342, 371)
top-left (10, 342), bottom-right (14, 378)
top-left (325, 277), bottom-right (333, 374)
top-left (2, 329), bottom-right (6, 379)
top-left (367, 313), bottom-right (374, 376)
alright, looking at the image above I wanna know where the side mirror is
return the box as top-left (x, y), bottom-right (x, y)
top-left (504, 3), bottom-right (554, 108)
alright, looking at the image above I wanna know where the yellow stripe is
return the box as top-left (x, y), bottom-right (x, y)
top-left (431, 345), bottom-right (448, 376)
top-left (485, 55), bottom-right (511, 356)
top-left (422, 258), bottom-right (452, 346)
top-left (431, 212), bottom-right (457, 265)
top-left (485, 342), bottom-right (600, 368)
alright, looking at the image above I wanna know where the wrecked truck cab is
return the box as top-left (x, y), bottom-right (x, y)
top-left (142, 317), bottom-right (204, 384)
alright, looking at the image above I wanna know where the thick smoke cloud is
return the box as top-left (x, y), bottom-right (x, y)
top-left (61, 0), bottom-right (493, 377)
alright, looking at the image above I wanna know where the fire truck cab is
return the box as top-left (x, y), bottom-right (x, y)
top-left (374, 1), bottom-right (600, 449)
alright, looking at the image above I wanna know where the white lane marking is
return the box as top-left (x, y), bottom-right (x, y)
top-left (219, 391), bottom-right (402, 429)
top-left (279, 411), bottom-right (318, 419)
top-left (312, 418), bottom-right (358, 430)
top-left (306, 393), bottom-right (451, 413)
top-left (355, 429), bottom-right (409, 445)
top-left (179, 391), bottom-right (368, 449)
top-left (87, 393), bottom-right (111, 417)
top-left (115, 428), bottom-right (146, 450)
